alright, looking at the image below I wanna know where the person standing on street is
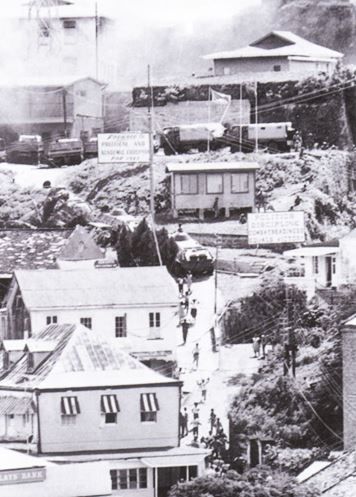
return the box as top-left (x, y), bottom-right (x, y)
top-left (178, 300), bottom-right (186, 325)
top-left (215, 417), bottom-right (222, 434)
top-left (191, 418), bottom-right (201, 438)
top-left (181, 319), bottom-right (189, 345)
top-left (190, 299), bottom-right (198, 320)
top-left (193, 343), bottom-right (200, 369)
top-left (209, 408), bottom-right (217, 432)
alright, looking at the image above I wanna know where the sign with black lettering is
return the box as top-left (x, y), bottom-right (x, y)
top-left (247, 211), bottom-right (305, 245)
top-left (98, 133), bottom-right (150, 163)
top-left (0, 467), bottom-right (46, 485)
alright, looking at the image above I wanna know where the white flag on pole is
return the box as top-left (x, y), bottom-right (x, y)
top-left (211, 89), bottom-right (232, 105)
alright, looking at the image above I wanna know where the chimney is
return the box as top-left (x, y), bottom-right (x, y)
top-left (342, 316), bottom-right (356, 449)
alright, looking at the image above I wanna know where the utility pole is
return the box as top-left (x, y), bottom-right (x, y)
top-left (62, 88), bottom-right (67, 137)
top-left (212, 234), bottom-right (221, 354)
top-left (255, 81), bottom-right (258, 152)
top-left (147, 65), bottom-right (162, 266)
top-left (239, 83), bottom-right (242, 152)
top-left (95, 1), bottom-right (99, 80)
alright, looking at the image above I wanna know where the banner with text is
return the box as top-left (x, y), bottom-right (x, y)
top-left (98, 133), bottom-right (150, 164)
top-left (247, 211), bottom-right (305, 245)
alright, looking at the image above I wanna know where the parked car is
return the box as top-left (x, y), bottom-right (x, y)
top-left (170, 230), bottom-right (214, 276)
top-left (83, 137), bottom-right (98, 159)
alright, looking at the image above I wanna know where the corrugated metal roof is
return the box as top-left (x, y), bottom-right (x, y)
top-left (14, 266), bottom-right (177, 310)
top-left (0, 396), bottom-right (35, 415)
top-left (0, 229), bottom-right (72, 274)
top-left (204, 31), bottom-right (343, 60)
top-left (167, 162), bottom-right (259, 173)
top-left (0, 323), bottom-right (178, 390)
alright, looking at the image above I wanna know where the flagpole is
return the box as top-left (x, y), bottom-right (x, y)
top-left (207, 86), bottom-right (211, 155)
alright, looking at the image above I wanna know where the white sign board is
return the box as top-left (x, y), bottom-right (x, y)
top-left (98, 133), bottom-right (150, 163)
top-left (247, 211), bottom-right (305, 245)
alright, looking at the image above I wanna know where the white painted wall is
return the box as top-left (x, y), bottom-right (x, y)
top-left (29, 304), bottom-right (178, 355)
top-left (38, 385), bottom-right (180, 453)
top-left (0, 461), bottom-right (111, 497)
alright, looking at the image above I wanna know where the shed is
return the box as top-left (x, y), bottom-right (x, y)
top-left (166, 161), bottom-right (259, 219)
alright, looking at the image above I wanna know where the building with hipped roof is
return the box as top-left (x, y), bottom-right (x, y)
top-left (0, 266), bottom-right (179, 369)
top-left (0, 324), bottom-right (208, 497)
top-left (204, 31), bottom-right (343, 79)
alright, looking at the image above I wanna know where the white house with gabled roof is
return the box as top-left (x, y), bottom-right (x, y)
top-left (1, 266), bottom-right (179, 369)
top-left (204, 31), bottom-right (343, 78)
top-left (0, 324), bottom-right (208, 497)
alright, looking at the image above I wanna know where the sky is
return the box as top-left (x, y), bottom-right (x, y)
top-left (1, 0), bottom-right (260, 29)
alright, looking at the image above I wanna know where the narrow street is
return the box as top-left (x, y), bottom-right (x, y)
top-left (176, 276), bottom-right (260, 446)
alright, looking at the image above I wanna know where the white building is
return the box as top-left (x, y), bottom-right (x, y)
top-left (15, 1), bottom-right (119, 86)
top-left (1, 266), bottom-right (179, 366)
top-left (204, 31), bottom-right (343, 80)
top-left (0, 447), bottom-right (110, 497)
top-left (284, 230), bottom-right (356, 301)
top-left (0, 324), bottom-right (208, 497)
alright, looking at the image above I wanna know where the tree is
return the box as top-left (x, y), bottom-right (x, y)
top-left (168, 467), bottom-right (319, 497)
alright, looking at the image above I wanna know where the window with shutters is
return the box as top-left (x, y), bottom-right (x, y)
top-left (115, 315), bottom-right (127, 337)
top-left (140, 393), bottom-right (159, 422)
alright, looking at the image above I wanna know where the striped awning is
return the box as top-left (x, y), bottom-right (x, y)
top-left (140, 393), bottom-right (159, 412)
top-left (0, 396), bottom-right (35, 415)
top-left (101, 395), bottom-right (120, 414)
top-left (60, 396), bottom-right (80, 415)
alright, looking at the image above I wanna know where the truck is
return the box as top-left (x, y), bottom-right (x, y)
top-left (161, 122), bottom-right (227, 155)
top-left (170, 230), bottom-right (214, 277)
top-left (6, 135), bottom-right (44, 164)
top-left (47, 138), bottom-right (83, 166)
top-left (228, 122), bottom-right (295, 153)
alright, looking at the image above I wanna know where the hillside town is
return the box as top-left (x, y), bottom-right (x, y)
top-left (1, 0), bottom-right (356, 496)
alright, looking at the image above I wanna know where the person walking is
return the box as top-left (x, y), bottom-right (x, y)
top-left (200, 378), bottom-right (209, 402)
top-left (177, 277), bottom-right (184, 296)
top-left (190, 299), bottom-right (198, 320)
top-left (181, 319), bottom-right (189, 345)
top-left (191, 418), bottom-right (201, 438)
top-left (209, 408), bottom-right (217, 432)
top-left (252, 337), bottom-right (260, 358)
top-left (192, 343), bottom-right (200, 370)
top-left (186, 271), bottom-right (193, 295)
top-left (192, 402), bottom-right (200, 420)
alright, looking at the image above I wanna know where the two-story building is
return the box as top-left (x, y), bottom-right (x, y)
top-left (1, 266), bottom-right (179, 368)
top-left (204, 31), bottom-right (343, 79)
top-left (0, 324), bottom-right (208, 497)
top-left (284, 229), bottom-right (356, 302)
top-left (167, 161), bottom-right (259, 219)
top-left (0, 76), bottom-right (105, 143)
